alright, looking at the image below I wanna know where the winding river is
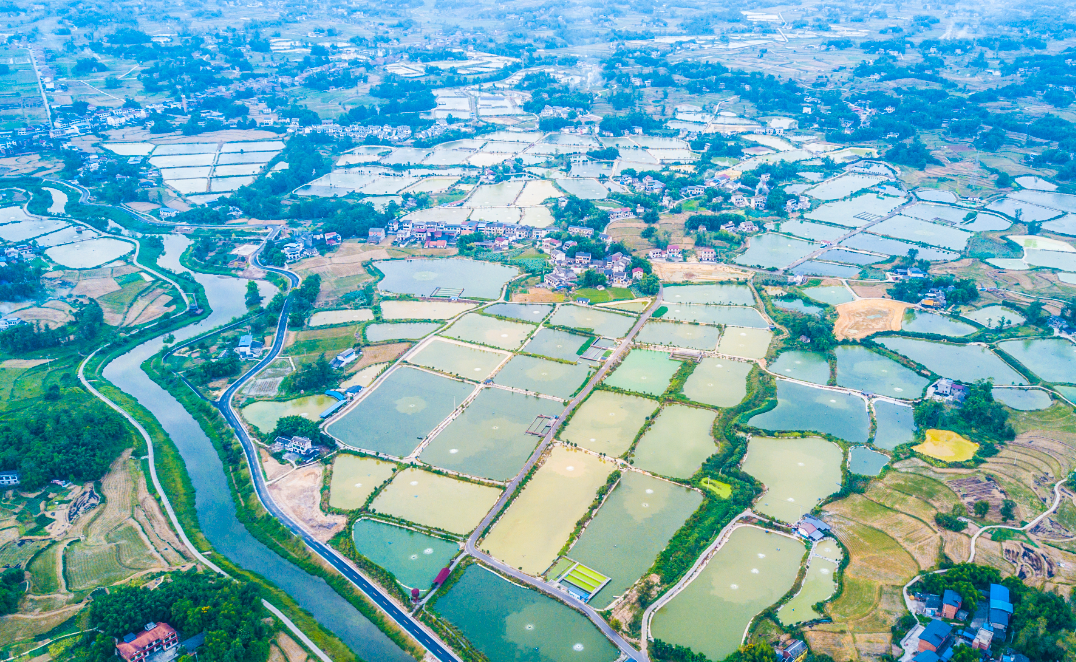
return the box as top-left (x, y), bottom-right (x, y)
top-left (102, 235), bottom-right (410, 662)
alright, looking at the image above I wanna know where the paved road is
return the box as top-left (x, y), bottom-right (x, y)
top-left (461, 288), bottom-right (665, 662)
top-left (967, 478), bottom-right (1066, 563)
top-left (214, 246), bottom-right (461, 662)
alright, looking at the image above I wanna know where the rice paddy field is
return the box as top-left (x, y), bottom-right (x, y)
top-left (370, 467), bottom-right (501, 535)
top-left (329, 454), bottom-right (398, 510)
top-left (631, 405), bottom-right (719, 479)
top-left (560, 390), bottom-right (658, 456)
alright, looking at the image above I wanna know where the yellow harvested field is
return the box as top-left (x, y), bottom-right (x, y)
top-left (650, 261), bottom-right (750, 282)
top-left (914, 429), bottom-right (979, 463)
top-left (481, 446), bottom-right (613, 575)
top-left (72, 277), bottom-right (121, 298)
top-left (0, 359), bottom-right (49, 369)
top-left (13, 306), bottom-right (73, 328)
top-left (834, 299), bottom-right (910, 341)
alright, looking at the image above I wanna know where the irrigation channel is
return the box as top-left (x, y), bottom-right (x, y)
top-left (96, 234), bottom-right (420, 662)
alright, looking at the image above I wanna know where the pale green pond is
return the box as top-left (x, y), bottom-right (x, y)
top-left (834, 346), bottom-right (929, 399)
top-left (325, 366), bottom-right (475, 457)
top-left (801, 285), bottom-right (854, 305)
top-left (442, 313), bottom-right (536, 350)
top-left (352, 519), bottom-right (458, 589)
top-left (434, 565), bottom-right (619, 662)
top-left (651, 526), bottom-right (805, 662)
top-left (901, 311), bottom-right (976, 337)
top-left (636, 321), bottom-right (720, 351)
top-left (242, 394), bottom-right (337, 434)
top-left (604, 349), bottom-right (682, 396)
top-left (878, 338), bottom-right (1028, 385)
top-left (662, 283), bottom-right (755, 306)
top-left (661, 305), bottom-right (769, 328)
top-left (717, 327), bottom-right (772, 359)
top-left (743, 436), bottom-right (844, 522)
top-left (962, 305), bottom-right (1025, 329)
top-left (872, 401), bottom-right (916, 450)
top-left (848, 446), bottom-right (889, 476)
top-left (420, 388), bottom-right (562, 481)
top-left (484, 302), bottom-right (554, 322)
top-left (329, 454), bottom-right (398, 509)
top-left (561, 390), bottom-right (658, 456)
top-left (549, 305), bottom-right (636, 338)
top-left (494, 355), bottom-right (593, 399)
top-left (681, 358), bottom-right (753, 408)
top-left (773, 299), bottom-right (825, 317)
top-left (993, 388), bottom-right (1053, 411)
top-left (374, 258), bottom-right (518, 299)
top-left (568, 472), bottom-right (703, 609)
top-left (734, 233), bottom-right (818, 270)
top-left (631, 405), bottom-right (718, 479)
top-left (525, 327), bottom-right (594, 363)
top-left (996, 338), bottom-right (1076, 384)
top-left (777, 554), bottom-right (841, 626)
top-left (408, 338), bottom-right (506, 380)
top-left (364, 322), bottom-right (442, 342)
top-left (769, 351), bottom-right (830, 385)
top-left (749, 380), bottom-right (870, 444)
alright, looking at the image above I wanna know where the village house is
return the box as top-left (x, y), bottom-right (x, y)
top-left (941, 590), bottom-right (962, 619)
top-left (285, 436), bottom-right (314, 455)
top-left (696, 247), bottom-right (717, 262)
top-left (332, 347), bottom-right (360, 369)
top-left (116, 623), bottom-right (179, 662)
top-left (917, 619), bottom-right (953, 653)
top-left (0, 470), bottom-right (19, 487)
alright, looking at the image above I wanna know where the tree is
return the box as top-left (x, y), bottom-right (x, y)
top-left (579, 269), bottom-right (607, 288)
top-left (1001, 499), bottom-right (1016, 521)
top-left (245, 281), bottom-right (262, 308)
top-left (286, 355), bottom-right (334, 393)
top-left (974, 500), bottom-right (991, 518)
top-left (638, 274), bottom-right (660, 296)
top-left (0, 568), bottom-right (23, 615)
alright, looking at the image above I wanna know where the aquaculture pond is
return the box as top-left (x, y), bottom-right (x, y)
top-left (834, 346), bottom-right (929, 398)
top-left (848, 446), bottom-right (889, 476)
top-left (878, 338), bottom-right (1027, 386)
top-left (769, 351), bottom-right (830, 385)
top-left (636, 320), bottom-right (720, 350)
top-left (482, 447), bottom-right (613, 575)
top-left (777, 553), bottom-right (841, 626)
top-left (749, 380), bottom-right (869, 444)
top-left (46, 237), bottom-right (134, 268)
top-left (364, 322), bottom-right (441, 342)
top-left (801, 285), bottom-right (854, 305)
top-left (525, 327), bottom-right (593, 363)
top-left (351, 519), bottom-right (458, 589)
top-left (718, 327), bottom-right (772, 360)
top-left (992, 388), bottom-right (1053, 411)
top-left (839, 233), bottom-right (958, 262)
top-left (380, 300), bottom-right (476, 320)
top-left (420, 388), bottom-right (562, 481)
top-left (651, 527), bottom-right (806, 662)
top-left (790, 261), bottom-right (861, 279)
top-left (241, 394), bottom-right (338, 433)
top-left (772, 299), bottom-right (825, 316)
top-left (661, 305), bottom-right (769, 328)
top-left (681, 358), bottom-right (752, 408)
top-left (743, 436), bottom-right (844, 522)
top-left (549, 304), bottom-right (636, 338)
top-left (434, 565), bottom-right (619, 662)
top-left (996, 338), bottom-right (1076, 384)
top-left (632, 405), bottom-right (718, 479)
top-left (374, 258), bottom-right (518, 299)
top-left (869, 216), bottom-right (972, 251)
top-left (494, 355), bottom-right (592, 399)
top-left (483, 302), bottom-right (554, 322)
top-left (561, 390), bottom-right (657, 456)
top-left (962, 305), bottom-right (1024, 329)
top-left (603, 349), bottom-right (682, 397)
top-left (328, 454), bottom-right (397, 510)
top-left (901, 311), bottom-right (976, 337)
top-left (370, 467), bottom-right (501, 535)
top-left (325, 366), bottom-right (475, 457)
top-left (662, 283), bottom-right (756, 306)
top-left (568, 472), bottom-right (703, 609)
top-left (734, 233), bottom-right (818, 270)
top-left (407, 338), bottom-right (506, 381)
top-left (442, 313), bottom-right (536, 350)
top-left (872, 401), bottom-right (917, 450)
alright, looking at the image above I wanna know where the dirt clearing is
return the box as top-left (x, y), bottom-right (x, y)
top-left (72, 277), bottom-right (121, 298)
top-left (267, 463), bottom-right (345, 542)
top-left (652, 261), bottom-right (750, 282)
top-left (834, 299), bottom-right (909, 340)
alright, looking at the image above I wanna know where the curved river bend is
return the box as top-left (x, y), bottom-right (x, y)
top-left (103, 235), bottom-right (410, 662)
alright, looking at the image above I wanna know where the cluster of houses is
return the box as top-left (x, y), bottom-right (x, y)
top-left (370, 218), bottom-right (564, 249)
top-left (2, 243), bottom-right (39, 266)
top-left (912, 584), bottom-right (1014, 662)
top-left (543, 250), bottom-right (642, 290)
top-left (647, 245), bottom-right (685, 262)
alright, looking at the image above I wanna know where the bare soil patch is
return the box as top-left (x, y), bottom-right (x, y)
top-left (651, 261), bottom-right (750, 282)
top-left (512, 288), bottom-right (565, 303)
top-left (834, 299), bottom-right (909, 340)
top-left (267, 463), bottom-right (345, 542)
top-left (13, 306), bottom-right (74, 328)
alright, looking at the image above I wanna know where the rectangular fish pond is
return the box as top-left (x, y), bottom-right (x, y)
top-left (834, 346), bottom-right (929, 399)
top-left (872, 400), bottom-right (917, 451)
top-left (733, 233), bottom-right (818, 270)
top-left (743, 436), bottom-right (844, 522)
top-left (748, 380), bottom-right (869, 444)
top-left (441, 312), bottom-right (536, 350)
top-left (374, 258), bottom-right (518, 300)
top-left (370, 467), bottom-right (501, 535)
top-left (351, 518), bottom-right (459, 589)
top-left (560, 389), bottom-right (659, 456)
top-left (717, 327), bottom-right (772, 360)
top-left (602, 349), bottom-right (682, 397)
top-left (901, 311), bottom-right (976, 337)
top-left (681, 358), bottom-right (753, 408)
top-left (996, 338), bottom-right (1076, 384)
top-left (662, 283), bottom-right (755, 306)
top-left (524, 327), bottom-right (594, 363)
top-left (493, 354), bottom-right (593, 400)
top-left (631, 405), bottom-right (718, 480)
top-left (407, 337), bottom-right (508, 381)
top-left (769, 350), bottom-right (830, 385)
top-left (328, 454), bottom-right (398, 510)
top-left (877, 338), bottom-right (1027, 386)
top-left (483, 302), bottom-right (554, 322)
top-left (659, 305), bottom-right (769, 328)
top-left (548, 304), bottom-right (636, 338)
top-left (364, 322), bottom-right (442, 342)
top-left (636, 320), bottom-right (721, 351)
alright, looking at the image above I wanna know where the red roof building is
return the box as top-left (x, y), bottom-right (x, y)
top-left (116, 623), bottom-right (179, 662)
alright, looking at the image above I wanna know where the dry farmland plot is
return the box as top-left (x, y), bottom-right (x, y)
top-left (825, 495), bottom-right (940, 570)
top-left (834, 299), bottom-right (910, 341)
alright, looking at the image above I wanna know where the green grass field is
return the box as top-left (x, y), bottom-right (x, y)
top-left (700, 477), bottom-right (732, 499)
top-left (573, 287), bottom-right (634, 304)
top-left (27, 543), bottom-right (61, 594)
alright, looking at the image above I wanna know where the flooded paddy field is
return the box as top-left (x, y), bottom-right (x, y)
top-left (743, 436), bottom-right (844, 522)
top-left (483, 302), bottom-right (554, 322)
top-left (748, 380), bottom-right (869, 444)
top-left (636, 320), bottom-right (720, 350)
top-left (901, 311), bottom-right (976, 337)
top-left (801, 285), bottom-right (854, 305)
top-left (370, 467), bottom-right (501, 535)
top-left (993, 388), bottom-right (1053, 410)
top-left (631, 405), bottom-right (718, 479)
top-left (777, 549), bottom-right (842, 626)
top-left (567, 472), bottom-right (703, 609)
top-left (328, 454), bottom-right (398, 510)
top-left (996, 338), bottom-right (1076, 384)
top-left (524, 327), bottom-right (594, 363)
top-left (877, 338), bottom-right (1027, 385)
top-left (962, 305), bottom-right (1025, 329)
top-left (561, 389), bottom-right (658, 456)
top-left (603, 349), bottom-right (682, 396)
top-left (834, 346), bottom-right (929, 398)
top-left (734, 233), bottom-right (818, 270)
top-left (493, 354), bottom-right (592, 399)
top-left (379, 300), bottom-right (477, 320)
top-left (242, 394), bottom-right (338, 433)
top-left (481, 446), bottom-right (614, 575)
top-left (681, 358), bottom-right (753, 408)
top-left (872, 401), bottom-right (917, 450)
top-left (434, 565), bottom-right (619, 662)
top-left (364, 322), bottom-right (441, 342)
top-left (660, 304), bottom-right (768, 328)
top-left (374, 258), bottom-right (518, 299)
top-left (848, 446), bottom-right (889, 476)
top-left (325, 366), bottom-right (475, 457)
top-left (442, 312), bottom-right (536, 350)
top-left (717, 327), bottom-right (772, 359)
top-left (351, 519), bottom-right (458, 588)
top-left (769, 351), bottom-right (830, 385)
top-left (651, 527), bottom-right (805, 662)
top-left (420, 388), bottom-right (562, 480)
top-left (662, 283), bottom-right (755, 306)
top-left (407, 337), bottom-right (506, 380)
top-left (549, 305), bottom-right (636, 338)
